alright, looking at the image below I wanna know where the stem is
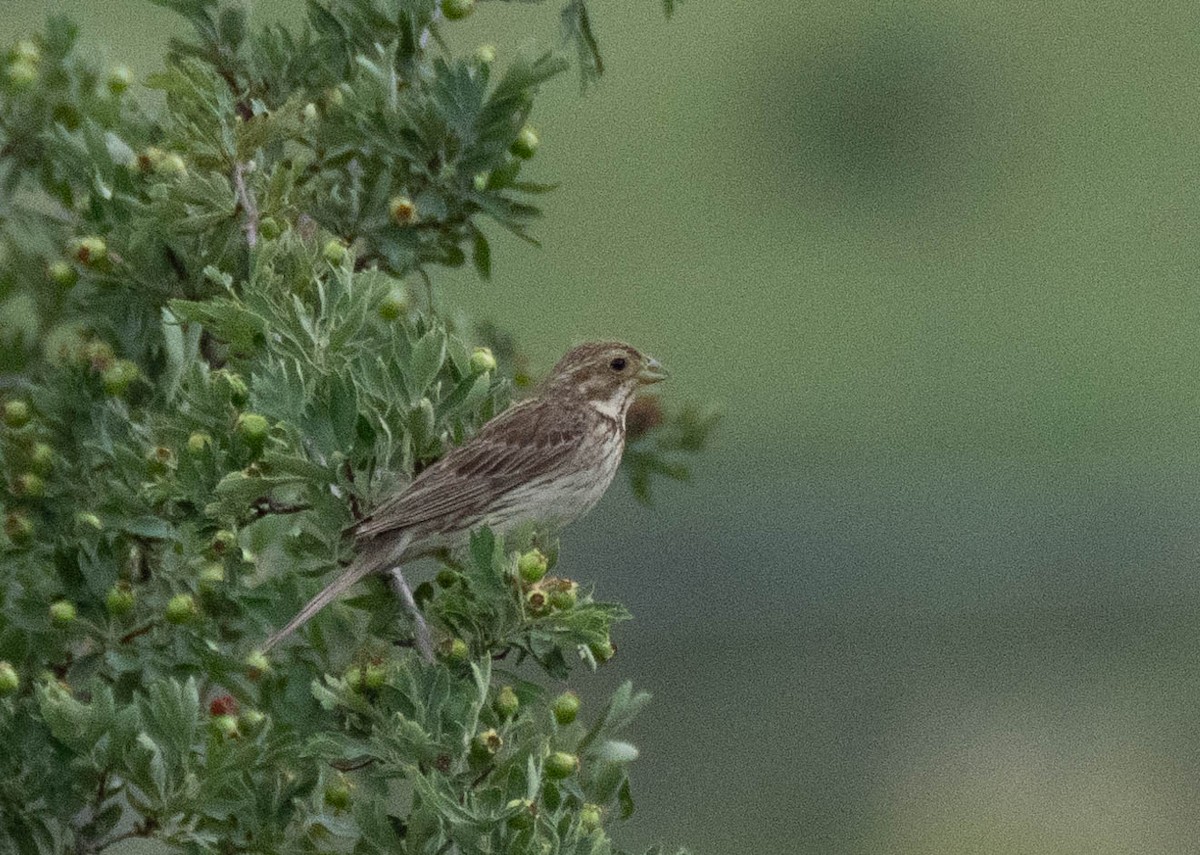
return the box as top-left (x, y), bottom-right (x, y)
top-left (119, 621), bottom-right (158, 644)
top-left (233, 162), bottom-right (259, 249)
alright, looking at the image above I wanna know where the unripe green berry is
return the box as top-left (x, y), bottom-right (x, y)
top-left (134, 147), bottom-right (163, 173)
top-left (580, 803), bottom-right (603, 831)
top-left (236, 413), bottom-right (270, 444)
top-left (548, 583), bottom-right (577, 611)
top-left (13, 473), bottom-right (44, 498)
top-left (517, 549), bottom-right (548, 584)
top-left (258, 217), bottom-right (281, 240)
top-left (589, 640), bottom-right (616, 663)
top-left (13, 41), bottom-right (40, 65)
top-left (544, 751), bottom-right (578, 780)
top-left (322, 238), bottom-right (348, 265)
top-left (74, 511), bottom-right (102, 532)
top-left (48, 260), bottom-right (77, 288)
top-left (155, 153), bottom-right (187, 178)
top-left (244, 650), bottom-right (270, 679)
top-left (474, 44), bottom-right (496, 64)
top-left (105, 585), bottom-right (135, 616)
top-left (5, 511), bottom-right (34, 546)
top-left (472, 728), bottom-right (503, 758)
top-left (389, 195), bottom-right (416, 225)
top-left (49, 600), bottom-right (76, 626)
top-left (165, 594), bottom-right (197, 624)
top-left (510, 125), bottom-right (539, 160)
top-left (145, 446), bottom-right (175, 476)
top-left (494, 685), bottom-right (519, 720)
top-left (432, 568), bottom-right (456, 589)
top-left (506, 798), bottom-right (535, 830)
top-left (186, 431), bottom-right (212, 454)
top-left (102, 360), bottom-right (140, 396)
top-left (344, 665), bottom-right (363, 692)
top-left (363, 662), bottom-right (387, 690)
top-left (209, 529), bottom-right (237, 556)
top-left (440, 0), bottom-right (475, 21)
top-left (166, 595), bottom-right (196, 625)
top-left (28, 443), bottom-right (54, 475)
top-left (439, 637), bottom-right (469, 663)
top-left (473, 172), bottom-right (490, 192)
top-left (469, 346), bottom-right (497, 374)
top-left (239, 708), bottom-right (266, 731)
top-left (210, 714), bottom-right (239, 739)
top-left (84, 340), bottom-right (115, 372)
top-left (324, 777), bottom-right (352, 811)
top-left (6, 59), bottom-right (37, 89)
top-left (3, 400), bottom-right (31, 429)
top-left (377, 286), bottom-right (408, 321)
top-left (0, 661), bottom-right (18, 695)
top-left (302, 102), bottom-right (318, 122)
top-left (198, 562), bottom-right (225, 587)
top-left (72, 236), bottom-right (107, 266)
top-left (107, 65), bottom-right (132, 95)
top-left (323, 86), bottom-right (344, 109)
top-left (552, 691), bottom-right (580, 725)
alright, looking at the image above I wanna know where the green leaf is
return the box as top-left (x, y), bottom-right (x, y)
top-left (119, 516), bottom-right (177, 540)
top-left (407, 327), bottom-right (447, 398)
top-left (140, 677), bottom-right (200, 758)
top-left (618, 777), bottom-right (636, 819)
top-left (168, 298), bottom-right (269, 353)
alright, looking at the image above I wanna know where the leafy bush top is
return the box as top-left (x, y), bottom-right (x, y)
top-left (0, 1), bottom-right (714, 852)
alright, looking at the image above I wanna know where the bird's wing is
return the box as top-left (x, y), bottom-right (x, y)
top-left (351, 397), bottom-right (595, 541)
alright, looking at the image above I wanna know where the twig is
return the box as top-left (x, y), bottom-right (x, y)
top-left (469, 764), bottom-right (494, 790)
top-left (233, 162), bottom-right (259, 249)
top-left (331, 756), bottom-right (377, 772)
top-left (119, 621), bottom-right (157, 645)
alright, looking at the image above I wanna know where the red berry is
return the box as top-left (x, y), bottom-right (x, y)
top-left (209, 694), bottom-right (239, 716)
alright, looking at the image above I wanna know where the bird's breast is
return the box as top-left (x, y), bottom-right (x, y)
top-left (479, 420), bottom-right (624, 535)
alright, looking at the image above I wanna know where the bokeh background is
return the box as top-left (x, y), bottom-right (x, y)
top-left (10, 1), bottom-right (1200, 852)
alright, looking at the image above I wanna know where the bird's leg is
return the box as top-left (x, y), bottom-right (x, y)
top-left (387, 566), bottom-right (434, 664)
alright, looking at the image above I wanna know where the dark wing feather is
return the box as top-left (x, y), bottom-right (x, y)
top-left (352, 397), bottom-right (594, 541)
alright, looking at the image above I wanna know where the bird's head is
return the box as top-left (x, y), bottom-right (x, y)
top-left (543, 341), bottom-right (668, 414)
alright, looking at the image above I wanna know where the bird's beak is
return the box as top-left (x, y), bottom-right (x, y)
top-left (637, 356), bottom-right (669, 384)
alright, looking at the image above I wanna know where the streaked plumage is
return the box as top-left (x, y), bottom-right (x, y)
top-left (263, 341), bottom-right (667, 650)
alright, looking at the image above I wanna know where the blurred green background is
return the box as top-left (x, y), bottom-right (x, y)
top-left (10, 1), bottom-right (1200, 852)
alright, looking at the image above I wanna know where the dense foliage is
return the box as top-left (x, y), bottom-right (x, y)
top-left (0, 1), bottom-right (713, 852)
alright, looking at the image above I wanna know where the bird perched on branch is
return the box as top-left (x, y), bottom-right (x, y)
top-left (262, 341), bottom-right (668, 657)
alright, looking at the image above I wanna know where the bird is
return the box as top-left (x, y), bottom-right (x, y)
top-left (262, 340), bottom-right (668, 655)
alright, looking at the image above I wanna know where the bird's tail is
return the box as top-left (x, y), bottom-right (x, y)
top-left (261, 532), bottom-right (411, 652)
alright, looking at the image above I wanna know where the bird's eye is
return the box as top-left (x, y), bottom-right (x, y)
top-left (610, 357), bottom-right (627, 372)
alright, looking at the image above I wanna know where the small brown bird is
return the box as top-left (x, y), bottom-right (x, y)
top-left (263, 341), bottom-right (667, 653)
